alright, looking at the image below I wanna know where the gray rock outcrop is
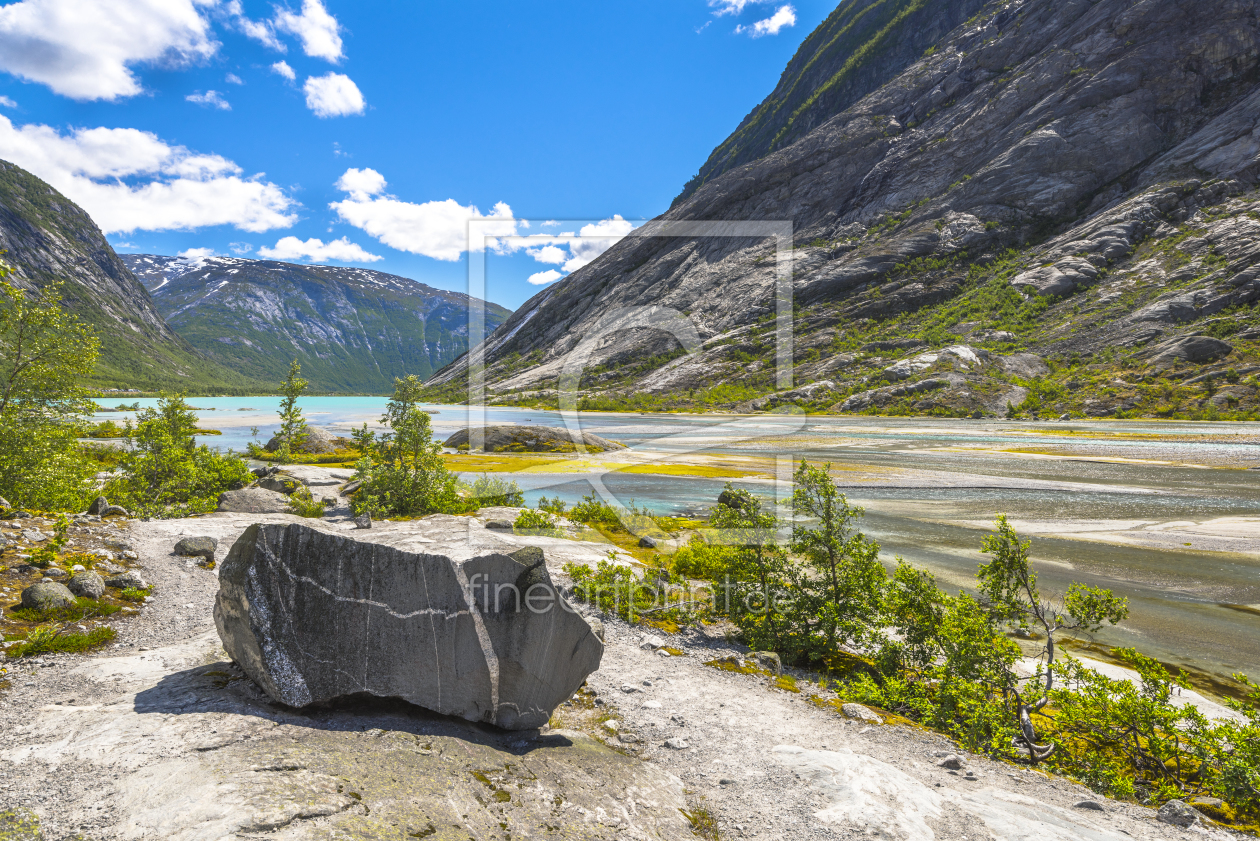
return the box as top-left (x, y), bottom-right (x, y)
top-left (263, 426), bottom-right (339, 455)
top-left (217, 488), bottom-right (290, 514)
top-left (444, 425), bottom-right (624, 453)
top-left (21, 581), bottom-right (76, 611)
top-left (214, 523), bottom-right (603, 729)
top-left (66, 572), bottom-right (105, 600)
top-left (1142, 335), bottom-right (1234, 366)
top-left (174, 536), bottom-right (218, 562)
top-left (105, 571), bottom-right (147, 590)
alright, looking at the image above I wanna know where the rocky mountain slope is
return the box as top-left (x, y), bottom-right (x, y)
top-left (0, 161), bottom-right (264, 392)
top-left (674, 0), bottom-right (989, 205)
top-left (124, 255), bottom-right (512, 393)
top-left (432, 0), bottom-right (1260, 420)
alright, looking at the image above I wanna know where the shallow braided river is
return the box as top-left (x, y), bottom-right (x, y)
top-left (95, 398), bottom-right (1260, 684)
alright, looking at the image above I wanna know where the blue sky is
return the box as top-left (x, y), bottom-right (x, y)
top-left (0, 0), bottom-right (832, 310)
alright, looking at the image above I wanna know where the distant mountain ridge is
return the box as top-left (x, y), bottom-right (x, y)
top-left (0, 160), bottom-right (265, 392)
top-left (124, 254), bottom-right (512, 392)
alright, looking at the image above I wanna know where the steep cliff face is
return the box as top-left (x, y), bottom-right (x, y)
top-left (125, 255), bottom-right (512, 393)
top-left (674, 0), bottom-right (989, 205)
top-left (434, 0), bottom-right (1260, 419)
top-left (0, 160), bottom-right (262, 392)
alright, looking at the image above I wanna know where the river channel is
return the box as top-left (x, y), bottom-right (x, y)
top-left (92, 397), bottom-right (1260, 685)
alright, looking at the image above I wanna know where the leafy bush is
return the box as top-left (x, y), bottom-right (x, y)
top-left (538, 495), bottom-right (567, 515)
top-left (564, 557), bottom-right (697, 625)
top-left (28, 513), bottom-right (70, 569)
top-left (0, 270), bottom-right (100, 511)
top-left (104, 394), bottom-right (253, 518)
top-left (350, 376), bottom-right (463, 517)
top-left (569, 493), bottom-right (622, 527)
top-left (118, 587), bottom-right (150, 602)
top-left (468, 473), bottom-right (524, 507)
top-left (514, 508), bottom-right (558, 534)
top-left (285, 485), bottom-right (328, 518)
top-left (690, 462), bottom-right (1260, 825)
top-left (669, 537), bottom-right (737, 580)
top-left (6, 624), bottom-right (116, 657)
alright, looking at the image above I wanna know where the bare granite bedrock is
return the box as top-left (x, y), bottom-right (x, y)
top-left (213, 522), bottom-right (603, 730)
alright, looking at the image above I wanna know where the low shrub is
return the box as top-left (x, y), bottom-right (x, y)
top-left (10, 597), bottom-right (120, 624)
top-left (514, 509), bottom-right (558, 535)
top-left (6, 625), bottom-right (116, 658)
top-left (118, 588), bottom-right (150, 602)
top-left (285, 486), bottom-right (328, 518)
top-left (468, 473), bottom-right (524, 507)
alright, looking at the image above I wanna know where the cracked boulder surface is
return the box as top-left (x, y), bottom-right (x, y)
top-left (214, 522), bottom-right (603, 729)
top-left (430, 0), bottom-right (1260, 419)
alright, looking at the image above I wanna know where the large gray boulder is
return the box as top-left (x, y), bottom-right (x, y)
top-left (174, 536), bottom-right (218, 562)
top-left (214, 523), bottom-right (603, 730)
top-left (263, 426), bottom-right (340, 454)
top-left (21, 581), bottom-right (76, 611)
top-left (66, 572), bottom-right (105, 600)
top-left (217, 487), bottom-right (290, 514)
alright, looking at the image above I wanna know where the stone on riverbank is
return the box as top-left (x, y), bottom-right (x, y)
top-left (443, 425), bottom-right (625, 454)
top-left (67, 572), bottom-right (105, 599)
top-left (214, 523), bottom-right (603, 729)
top-left (21, 581), bottom-right (76, 611)
top-left (174, 536), bottom-right (218, 563)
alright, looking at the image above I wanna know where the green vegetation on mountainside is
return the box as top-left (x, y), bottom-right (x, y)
top-left (0, 161), bottom-right (268, 393)
top-left (126, 255), bottom-right (512, 393)
top-left (674, 0), bottom-right (987, 204)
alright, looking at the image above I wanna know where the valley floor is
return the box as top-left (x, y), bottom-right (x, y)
top-left (0, 495), bottom-right (1246, 840)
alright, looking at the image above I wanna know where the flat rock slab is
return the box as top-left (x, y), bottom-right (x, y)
top-left (214, 522), bottom-right (603, 729)
top-left (217, 487), bottom-right (290, 514)
top-left (444, 424), bottom-right (625, 453)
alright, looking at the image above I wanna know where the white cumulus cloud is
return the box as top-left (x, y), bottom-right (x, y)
top-left (229, 0), bottom-right (285, 52)
top-left (186, 89), bottom-right (230, 110)
top-left (0, 96), bottom-right (14, 108)
top-left (527, 244), bottom-right (567, 264)
top-left (178, 246), bottom-right (215, 259)
top-left (330, 168), bottom-right (517, 261)
top-left (0, 115), bottom-right (297, 233)
top-left (527, 269), bottom-right (563, 285)
top-left (225, 72), bottom-right (243, 85)
top-left (736, 4), bottom-right (796, 37)
top-left (334, 166), bottom-right (386, 199)
top-left (270, 60), bottom-right (296, 81)
top-left (258, 235), bottom-right (381, 263)
top-left (274, 0), bottom-right (342, 61)
top-left (229, 241), bottom-right (252, 254)
top-left (303, 72), bottom-right (363, 117)
top-left (0, 0), bottom-right (217, 101)
top-left (709, 0), bottom-right (763, 15)
top-left (562, 215), bottom-right (635, 271)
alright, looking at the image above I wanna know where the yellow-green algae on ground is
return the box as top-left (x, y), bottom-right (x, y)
top-left (221, 715), bottom-right (694, 840)
top-left (0, 808), bottom-right (42, 841)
